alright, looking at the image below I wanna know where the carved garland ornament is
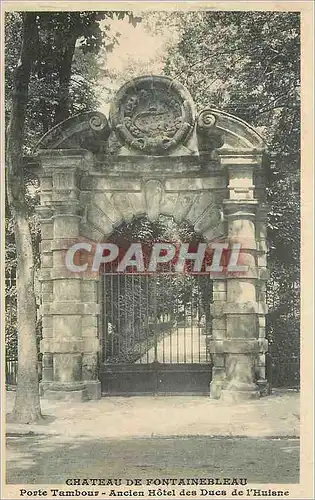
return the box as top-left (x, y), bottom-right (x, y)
top-left (109, 75), bottom-right (195, 154)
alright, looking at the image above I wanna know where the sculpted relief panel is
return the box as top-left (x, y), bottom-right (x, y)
top-left (109, 75), bottom-right (195, 155)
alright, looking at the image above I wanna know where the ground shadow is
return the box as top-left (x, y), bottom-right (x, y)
top-left (6, 434), bottom-right (300, 485)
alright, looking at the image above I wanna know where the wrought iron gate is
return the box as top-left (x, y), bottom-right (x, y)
top-left (99, 272), bottom-right (213, 395)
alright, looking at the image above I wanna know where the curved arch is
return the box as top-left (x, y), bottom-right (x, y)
top-left (79, 187), bottom-right (224, 245)
top-left (198, 108), bottom-right (265, 151)
top-left (34, 111), bottom-right (110, 153)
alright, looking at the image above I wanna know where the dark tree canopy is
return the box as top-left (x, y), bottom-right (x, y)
top-left (156, 10), bottom-right (300, 380)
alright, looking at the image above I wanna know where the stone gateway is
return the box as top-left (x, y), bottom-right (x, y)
top-left (28, 75), bottom-right (268, 402)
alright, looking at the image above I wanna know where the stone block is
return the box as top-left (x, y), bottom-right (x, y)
top-left (228, 167), bottom-right (254, 187)
top-left (53, 314), bottom-right (82, 338)
top-left (213, 291), bottom-right (227, 301)
top-left (212, 281), bottom-right (227, 293)
top-left (40, 240), bottom-right (52, 254)
top-left (42, 316), bottom-right (53, 329)
top-left (194, 207), bottom-right (221, 235)
top-left (83, 338), bottom-right (101, 352)
top-left (81, 281), bottom-right (97, 294)
top-left (80, 222), bottom-right (105, 242)
top-left (53, 279), bottom-right (81, 301)
top-left (186, 192), bottom-right (216, 225)
top-left (54, 353), bottom-right (83, 382)
top-left (50, 301), bottom-right (99, 315)
top-left (228, 187), bottom-right (254, 200)
top-left (42, 293), bottom-right (53, 303)
top-left (84, 380), bottom-right (102, 400)
top-left (41, 254), bottom-right (53, 268)
top-left (210, 380), bottom-right (223, 399)
top-left (40, 192), bottom-right (52, 204)
top-left (41, 176), bottom-right (53, 191)
top-left (211, 329), bottom-right (227, 340)
top-left (82, 352), bottom-right (99, 380)
top-left (87, 203), bottom-right (113, 232)
top-left (208, 339), bottom-right (268, 354)
top-left (173, 193), bottom-right (197, 224)
top-left (41, 339), bottom-right (85, 353)
top-left (82, 315), bottom-right (98, 328)
top-left (165, 177), bottom-right (225, 191)
top-left (40, 304), bottom-right (51, 315)
top-left (227, 280), bottom-right (256, 302)
top-left (226, 314), bottom-right (257, 338)
top-left (41, 222), bottom-right (53, 240)
top-left (212, 318), bottom-right (226, 331)
top-left (51, 267), bottom-right (83, 280)
top-left (41, 327), bottom-right (53, 339)
top-left (83, 176), bottom-right (142, 192)
top-left (202, 223), bottom-right (225, 242)
top-left (221, 154), bottom-right (262, 168)
top-left (225, 267), bottom-right (259, 279)
top-left (211, 355), bottom-right (225, 368)
top-left (224, 301), bottom-right (259, 314)
top-left (51, 238), bottom-right (79, 251)
top-left (210, 302), bottom-right (224, 317)
top-left (92, 193), bottom-right (121, 223)
top-left (82, 327), bottom-right (98, 339)
top-left (42, 281), bottom-right (53, 294)
top-left (53, 215), bottom-right (81, 239)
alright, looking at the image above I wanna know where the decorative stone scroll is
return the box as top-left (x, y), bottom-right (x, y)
top-left (109, 75), bottom-right (195, 154)
top-left (197, 110), bottom-right (225, 154)
top-left (34, 111), bottom-right (110, 154)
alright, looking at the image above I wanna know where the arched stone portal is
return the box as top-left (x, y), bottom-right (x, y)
top-left (29, 75), bottom-right (268, 402)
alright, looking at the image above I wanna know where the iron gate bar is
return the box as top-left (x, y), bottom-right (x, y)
top-left (100, 271), bottom-right (213, 394)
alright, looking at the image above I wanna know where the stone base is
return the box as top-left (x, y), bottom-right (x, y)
top-left (210, 380), bottom-right (223, 399)
top-left (44, 388), bottom-right (89, 402)
top-left (84, 380), bottom-right (102, 400)
top-left (221, 388), bottom-right (260, 403)
top-left (40, 380), bottom-right (101, 401)
top-left (40, 381), bottom-right (89, 402)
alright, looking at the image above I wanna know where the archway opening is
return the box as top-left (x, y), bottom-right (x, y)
top-left (99, 215), bottom-right (213, 395)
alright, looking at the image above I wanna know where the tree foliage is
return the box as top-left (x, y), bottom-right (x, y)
top-left (155, 10), bottom-right (300, 378)
top-left (5, 11), bottom-right (142, 363)
top-left (4, 10), bottom-right (141, 420)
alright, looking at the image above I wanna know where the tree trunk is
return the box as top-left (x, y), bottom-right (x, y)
top-left (54, 37), bottom-right (76, 125)
top-left (11, 211), bottom-right (41, 423)
top-left (6, 12), bottom-right (42, 423)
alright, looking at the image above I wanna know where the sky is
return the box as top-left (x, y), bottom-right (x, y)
top-left (105, 18), bottom-right (167, 73)
top-left (97, 16), bottom-right (176, 115)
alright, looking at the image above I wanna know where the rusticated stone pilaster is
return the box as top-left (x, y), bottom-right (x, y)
top-left (36, 151), bottom-right (101, 401)
top-left (208, 152), bottom-right (268, 402)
